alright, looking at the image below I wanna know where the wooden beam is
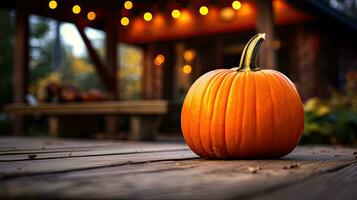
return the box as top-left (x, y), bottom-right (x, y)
top-left (75, 24), bottom-right (115, 94)
top-left (256, 0), bottom-right (277, 69)
top-left (12, 10), bottom-right (29, 135)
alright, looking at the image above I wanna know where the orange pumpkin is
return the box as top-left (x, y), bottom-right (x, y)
top-left (181, 33), bottom-right (304, 159)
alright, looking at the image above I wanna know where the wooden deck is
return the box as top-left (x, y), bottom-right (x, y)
top-left (0, 137), bottom-right (356, 199)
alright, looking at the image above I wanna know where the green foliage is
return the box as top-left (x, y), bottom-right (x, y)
top-left (118, 43), bottom-right (143, 100)
top-left (301, 71), bottom-right (357, 144)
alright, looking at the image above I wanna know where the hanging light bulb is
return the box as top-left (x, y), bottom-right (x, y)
top-left (143, 12), bottom-right (153, 21)
top-left (182, 65), bottom-right (192, 74)
top-left (232, 1), bottom-right (242, 10)
top-left (87, 12), bottom-right (96, 21)
top-left (49, 0), bottom-right (57, 9)
top-left (124, 1), bottom-right (133, 10)
top-left (199, 6), bottom-right (209, 16)
top-left (121, 17), bottom-right (130, 26)
top-left (171, 9), bottom-right (181, 19)
top-left (154, 54), bottom-right (165, 66)
top-left (72, 5), bottom-right (81, 14)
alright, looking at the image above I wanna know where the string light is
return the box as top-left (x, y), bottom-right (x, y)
top-left (199, 6), bottom-right (209, 16)
top-left (143, 12), bottom-right (153, 21)
top-left (124, 1), bottom-right (133, 10)
top-left (183, 50), bottom-right (196, 62)
top-left (121, 17), bottom-right (130, 26)
top-left (171, 9), bottom-right (181, 19)
top-left (182, 65), bottom-right (192, 74)
top-left (87, 11), bottom-right (96, 21)
top-left (72, 5), bottom-right (81, 14)
top-left (49, 0), bottom-right (57, 9)
top-left (154, 54), bottom-right (165, 66)
top-left (232, 1), bottom-right (242, 10)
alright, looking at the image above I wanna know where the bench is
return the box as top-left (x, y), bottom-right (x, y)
top-left (4, 100), bottom-right (168, 140)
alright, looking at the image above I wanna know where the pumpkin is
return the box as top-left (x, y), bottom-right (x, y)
top-left (181, 33), bottom-right (304, 159)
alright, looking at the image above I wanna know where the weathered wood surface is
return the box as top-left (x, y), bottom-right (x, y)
top-left (0, 137), bottom-right (356, 199)
top-left (4, 101), bottom-right (168, 115)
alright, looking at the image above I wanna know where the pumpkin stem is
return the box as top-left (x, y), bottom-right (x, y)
top-left (237, 33), bottom-right (266, 72)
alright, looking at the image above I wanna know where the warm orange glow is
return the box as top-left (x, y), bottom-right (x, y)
top-left (87, 12), bottom-right (96, 21)
top-left (199, 6), bottom-right (209, 16)
top-left (171, 9), bottom-right (181, 19)
top-left (49, 0), bottom-right (57, 9)
top-left (239, 3), bottom-right (253, 16)
top-left (182, 65), bottom-right (192, 74)
top-left (120, 0), bottom-right (312, 44)
top-left (183, 50), bottom-right (196, 62)
top-left (124, 1), bottom-right (133, 10)
top-left (143, 12), bottom-right (153, 22)
top-left (72, 5), bottom-right (81, 14)
top-left (153, 14), bottom-right (165, 27)
top-left (154, 54), bottom-right (165, 66)
top-left (121, 17), bottom-right (130, 26)
top-left (232, 1), bottom-right (242, 10)
top-left (176, 10), bottom-right (192, 25)
top-left (220, 7), bottom-right (235, 21)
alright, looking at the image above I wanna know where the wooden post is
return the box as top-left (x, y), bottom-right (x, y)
top-left (255, 0), bottom-right (276, 69)
top-left (49, 116), bottom-right (59, 137)
top-left (291, 27), bottom-right (320, 100)
top-left (143, 44), bottom-right (152, 99)
top-left (105, 13), bottom-right (119, 136)
top-left (13, 10), bottom-right (29, 135)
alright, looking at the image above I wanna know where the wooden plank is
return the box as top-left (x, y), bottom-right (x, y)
top-left (4, 101), bottom-right (168, 115)
top-left (0, 146), bottom-right (355, 199)
top-left (0, 137), bottom-right (119, 151)
top-left (252, 163), bottom-right (357, 200)
top-left (0, 149), bottom-right (197, 178)
top-left (0, 145), bottom-right (189, 162)
top-left (0, 137), bottom-right (187, 154)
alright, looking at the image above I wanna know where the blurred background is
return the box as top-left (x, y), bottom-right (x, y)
top-left (0, 0), bottom-right (356, 144)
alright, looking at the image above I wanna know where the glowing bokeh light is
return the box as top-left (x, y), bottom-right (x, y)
top-left (154, 54), bottom-right (165, 66)
top-left (121, 17), bottom-right (130, 26)
top-left (72, 5), bottom-right (81, 14)
top-left (182, 65), bottom-right (192, 74)
top-left (87, 11), bottom-right (96, 21)
top-left (143, 12), bottom-right (153, 21)
top-left (49, 0), bottom-right (57, 9)
top-left (124, 1), bottom-right (133, 10)
top-left (220, 7), bottom-right (235, 21)
top-left (232, 1), bottom-right (242, 10)
top-left (183, 50), bottom-right (196, 62)
top-left (199, 6), bottom-right (209, 16)
top-left (171, 9), bottom-right (181, 19)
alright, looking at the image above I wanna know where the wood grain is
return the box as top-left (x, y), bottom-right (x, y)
top-left (0, 137), bottom-right (356, 199)
top-left (252, 163), bottom-right (357, 200)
